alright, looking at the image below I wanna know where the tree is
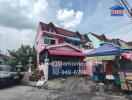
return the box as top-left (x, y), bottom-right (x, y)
top-left (7, 45), bottom-right (37, 70)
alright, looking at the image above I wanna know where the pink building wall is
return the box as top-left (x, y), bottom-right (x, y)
top-left (85, 61), bottom-right (93, 76)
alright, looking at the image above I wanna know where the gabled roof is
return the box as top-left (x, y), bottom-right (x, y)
top-left (89, 33), bottom-right (132, 49)
top-left (111, 38), bottom-right (121, 46)
top-left (110, 5), bottom-right (124, 10)
top-left (127, 41), bottom-right (132, 46)
top-left (100, 34), bottom-right (108, 41)
top-left (39, 22), bottom-right (76, 36)
top-left (83, 34), bottom-right (92, 42)
top-left (111, 38), bottom-right (132, 49)
top-left (74, 31), bottom-right (82, 39)
top-left (46, 43), bottom-right (82, 52)
top-left (90, 33), bottom-right (111, 42)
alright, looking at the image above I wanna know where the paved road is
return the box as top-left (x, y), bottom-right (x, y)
top-left (0, 85), bottom-right (130, 100)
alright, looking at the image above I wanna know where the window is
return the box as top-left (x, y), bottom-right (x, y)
top-left (44, 38), bottom-right (50, 44)
top-left (44, 37), bottom-right (56, 45)
top-left (51, 39), bottom-right (55, 44)
top-left (0, 61), bottom-right (3, 65)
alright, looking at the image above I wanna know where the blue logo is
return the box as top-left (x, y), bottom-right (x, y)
top-left (110, 5), bottom-right (124, 16)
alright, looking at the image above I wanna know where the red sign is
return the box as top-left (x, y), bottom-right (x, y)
top-left (111, 10), bottom-right (123, 15)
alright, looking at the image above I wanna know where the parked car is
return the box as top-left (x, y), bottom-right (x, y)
top-left (0, 65), bottom-right (23, 87)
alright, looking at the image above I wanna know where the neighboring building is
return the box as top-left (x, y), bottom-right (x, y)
top-left (127, 41), bottom-right (132, 46)
top-left (111, 38), bottom-right (132, 51)
top-left (88, 32), bottom-right (111, 48)
top-left (0, 53), bottom-right (9, 65)
top-left (87, 32), bottom-right (132, 51)
top-left (35, 22), bottom-right (84, 79)
top-left (81, 34), bottom-right (93, 50)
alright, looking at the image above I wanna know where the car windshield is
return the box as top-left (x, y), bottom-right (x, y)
top-left (0, 65), bottom-right (16, 72)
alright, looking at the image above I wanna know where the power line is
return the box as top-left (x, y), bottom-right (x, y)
top-left (104, 25), bottom-right (132, 37)
top-left (100, 21), bottom-right (129, 34)
top-left (126, 0), bottom-right (132, 9)
top-left (121, 0), bottom-right (132, 17)
top-left (113, 0), bottom-right (132, 18)
top-left (115, 0), bottom-right (132, 18)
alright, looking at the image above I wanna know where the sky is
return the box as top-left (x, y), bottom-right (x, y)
top-left (0, 0), bottom-right (132, 53)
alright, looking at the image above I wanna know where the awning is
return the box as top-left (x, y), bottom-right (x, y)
top-left (121, 52), bottom-right (132, 61)
top-left (84, 55), bottom-right (116, 61)
top-left (49, 50), bottom-right (84, 57)
top-left (86, 43), bottom-right (126, 57)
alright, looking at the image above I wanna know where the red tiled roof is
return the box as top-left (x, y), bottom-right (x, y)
top-left (39, 22), bottom-right (76, 36)
top-left (39, 22), bottom-right (48, 30)
top-left (91, 33), bottom-right (112, 42)
top-left (116, 39), bottom-right (132, 46)
top-left (127, 41), bottom-right (132, 46)
top-left (91, 33), bottom-right (132, 47)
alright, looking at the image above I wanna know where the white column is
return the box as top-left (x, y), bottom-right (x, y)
top-left (44, 59), bottom-right (49, 81)
top-left (37, 53), bottom-right (39, 68)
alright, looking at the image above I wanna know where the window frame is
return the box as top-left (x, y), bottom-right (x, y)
top-left (43, 37), bottom-right (57, 45)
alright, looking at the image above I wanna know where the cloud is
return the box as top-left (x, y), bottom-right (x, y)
top-left (34, 0), bottom-right (48, 14)
top-left (0, 0), bottom-right (60, 52)
top-left (0, 0), bottom-right (36, 30)
top-left (57, 9), bottom-right (83, 29)
top-left (0, 25), bottom-right (36, 52)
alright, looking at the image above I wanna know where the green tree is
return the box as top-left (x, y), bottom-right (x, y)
top-left (7, 45), bottom-right (37, 70)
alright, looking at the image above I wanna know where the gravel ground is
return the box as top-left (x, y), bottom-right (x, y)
top-left (0, 76), bottom-right (131, 100)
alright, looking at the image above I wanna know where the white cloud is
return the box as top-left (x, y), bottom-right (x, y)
top-left (57, 9), bottom-right (84, 29)
top-left (0, 0), bottom-right (60, 52)
top-left (18, 0), bottom-right (30, 7)
top-left (34, 0), bottom-right (48, 14)
top-left (0, 25), bottom-right (36, 52)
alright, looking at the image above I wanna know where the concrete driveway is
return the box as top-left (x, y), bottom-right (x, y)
top-left (0, 85), bottom-right (130, 100)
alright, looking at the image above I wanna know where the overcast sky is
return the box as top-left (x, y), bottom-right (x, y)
top-left (0, 0), bottom-right (132, 53)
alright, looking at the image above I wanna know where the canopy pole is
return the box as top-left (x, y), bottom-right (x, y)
top-left (122, 60), bottom-right (130, 92)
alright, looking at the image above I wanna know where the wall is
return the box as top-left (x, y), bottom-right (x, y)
top-left (35, 26), bottom-right (43, 54)
top-left (88, 33), bottom-right (101, 48)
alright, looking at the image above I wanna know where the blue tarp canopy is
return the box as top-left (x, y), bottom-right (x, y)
top-left (86, 43), bottom-right (126, 57)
